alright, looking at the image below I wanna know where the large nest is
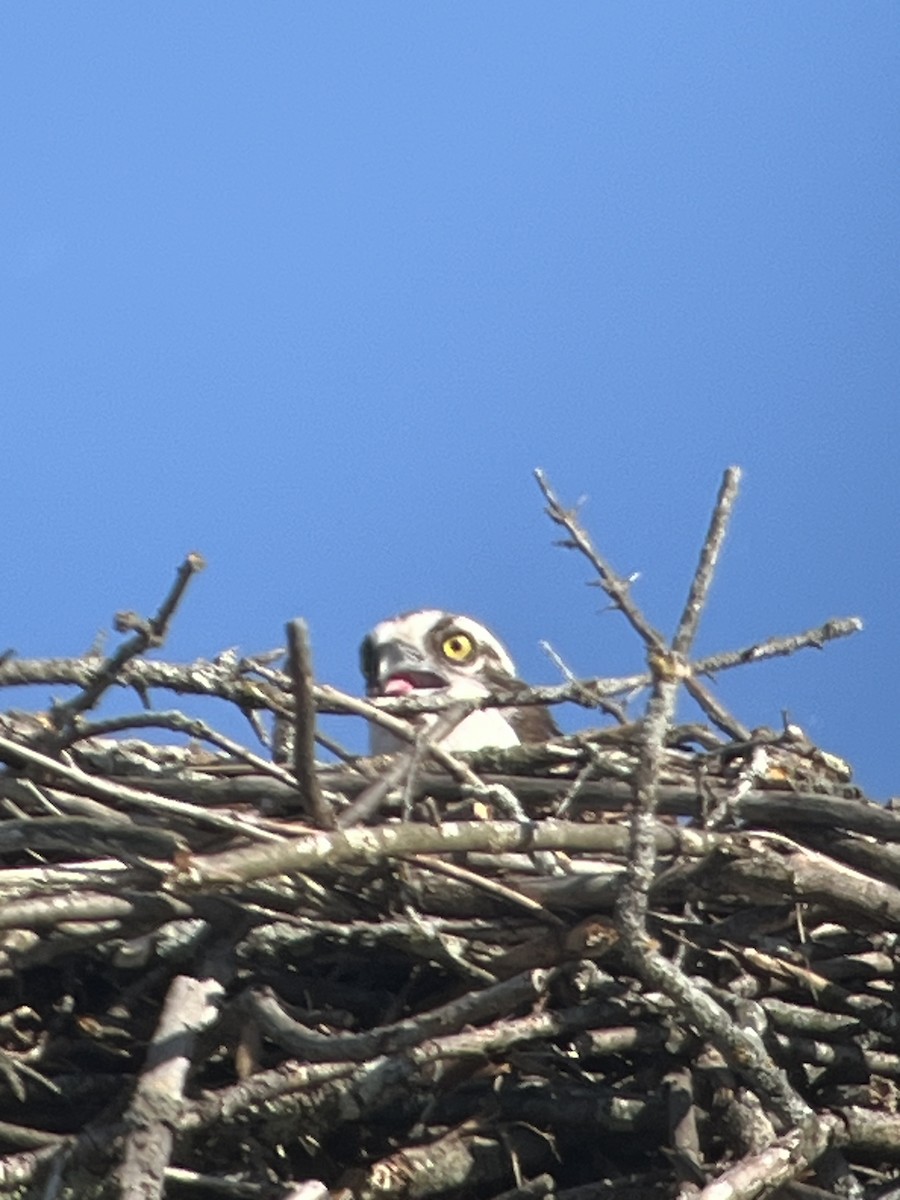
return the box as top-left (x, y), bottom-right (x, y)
top-left (0, 469), bottom-right (892, 1200)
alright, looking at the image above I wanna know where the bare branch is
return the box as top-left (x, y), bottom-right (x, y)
top-left (285, 619), bottom-right (334, 828)
top-left (673, 466), bottom-right (741, 655)
top-left (0, 610), bottom-right (863, 727)
top-left (694, 616), bottom-right (864, 676)
top-left (51, 552), bottom-right (205, 732)
top-left (117, 935), bottom-right (234, 1198)
top-left (535, 468), bottom-right (667, 650)
top-left (178, 817), bottom-right (717, 889)
top-left (0, 732), bottom-right (284, 843)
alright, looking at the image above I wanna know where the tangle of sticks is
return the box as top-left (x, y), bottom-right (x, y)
top-left (0, 467), bottom-right (889, 1200)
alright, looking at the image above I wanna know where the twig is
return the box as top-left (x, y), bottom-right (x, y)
top-left (162, 1167), bottom-right (273, 1197)
top-left (673, 468), bottom-right (741, 655)
top-left (185, 994), bottom-right (630, 1133)
top-left (682, 677), bottom-right (751, 740)
top-left (0, 888), bottom-right (193, 932)
top-left (410, 853), bottom-right (565, 922)
top-left (68, 709), bottom-right (301, 789)
top-left (337, 703), bottom-right (473, 828)
top-left (0, 814), bottom-right (183, 861)
top-left (618, 676), bottom-right (683, 929)
top-left (706, 831), bottom-right (900, 930)
top-left (285, 619), bottom-right (334, 828)
top-left (535, 469), bottom-right (668, 651)
top-left (318, 687), bottom-right (557, 873)
top-left (663, 468), bottom-right (748, 738)
top-left (51, 552), bottom-right (205, 733)
top-left (540, 639), bottom-right (628, 723)
top-left (337, 751), bottom-right (419, 828)
top-left (0, 733), bottom-right (285, 843)
top-left (666, 1065), bottom-right (705, 1188)
top-left (244, 966), bottom-right (561, 1062)
top-left (696, 1125), bottom-right (831, 1200)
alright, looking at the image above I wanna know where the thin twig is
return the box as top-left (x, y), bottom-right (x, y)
top-left (410, 854), bottom-right (565, 923)
top-left (672, 466), bottom-right (741, 655)
top-left (336, 752), bottom-right (417, 828)
top-left (51, 553), bottom-right (206, 732)
top-left (68, 710), bottom-right (301, 789)
top-left (244, 965), bottom-right (562, 1062)
top-left (540, 639), bottom-right (628, 723)
top-left (285, 620), bottom-right (334, 828)
top-left (337, 703), bottom-right (473, 828)
top-left (0, 733), bottom-right (285, 843)
top-left (534, 469), bottom-right (667, 650)
top-left (682, 676), bottom-right (751, 740)
top-left (694, 617), bottom-right (864, 676)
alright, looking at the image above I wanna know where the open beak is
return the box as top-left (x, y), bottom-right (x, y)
top-left (368, 645), bottom-right (447, 697)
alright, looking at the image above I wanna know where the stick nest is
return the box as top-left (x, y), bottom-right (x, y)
top-left (0, 470), bottom-right (892, 1200)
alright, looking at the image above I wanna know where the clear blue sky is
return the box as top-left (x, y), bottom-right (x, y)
top-left (2, 5), bottom-right (897, 797)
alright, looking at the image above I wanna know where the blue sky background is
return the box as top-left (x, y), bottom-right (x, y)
top-left (2, 5), bottom-right (897, 797)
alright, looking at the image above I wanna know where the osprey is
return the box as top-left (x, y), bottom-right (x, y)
top-left (360, 610), bottom-right (558, 754)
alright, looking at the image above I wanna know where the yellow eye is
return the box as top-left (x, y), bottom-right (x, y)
top-left (441, 632), bottom-right (475, 662)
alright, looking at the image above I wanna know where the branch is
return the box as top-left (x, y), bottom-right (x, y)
top-left (51, 552), bottom-right (205, 732)
top-left (0, 609), bottom-right (863, 728)
top-left (285, 619), bottom-right (333, 828)
top-left (673, 467), bottom-right (741, 655)
top-left (592, 468), bottom-right (828, 1144)
top-left (116, 936), bottom-right (233, 1199)
top-left (534, 468), bottom-right (667, 650)
top-left (0, 733), bottom-right (284, 843)
top-left (178, 818), bottom-right (716, 890)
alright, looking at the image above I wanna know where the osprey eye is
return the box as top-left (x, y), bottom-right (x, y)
top-left (441, 632), bottom-right (475, 662)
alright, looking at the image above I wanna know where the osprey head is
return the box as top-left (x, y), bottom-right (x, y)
top-left (360, 610), bottom-right (516, 701)
top-left (360, 610), bottom-right (556, 753)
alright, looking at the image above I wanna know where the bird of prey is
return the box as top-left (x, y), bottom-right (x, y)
top-left (360, 609), bottom-right (558, 754)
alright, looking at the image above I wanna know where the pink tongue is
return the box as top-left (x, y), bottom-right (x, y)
top-left (383, 676), bottom-right (416, 696)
